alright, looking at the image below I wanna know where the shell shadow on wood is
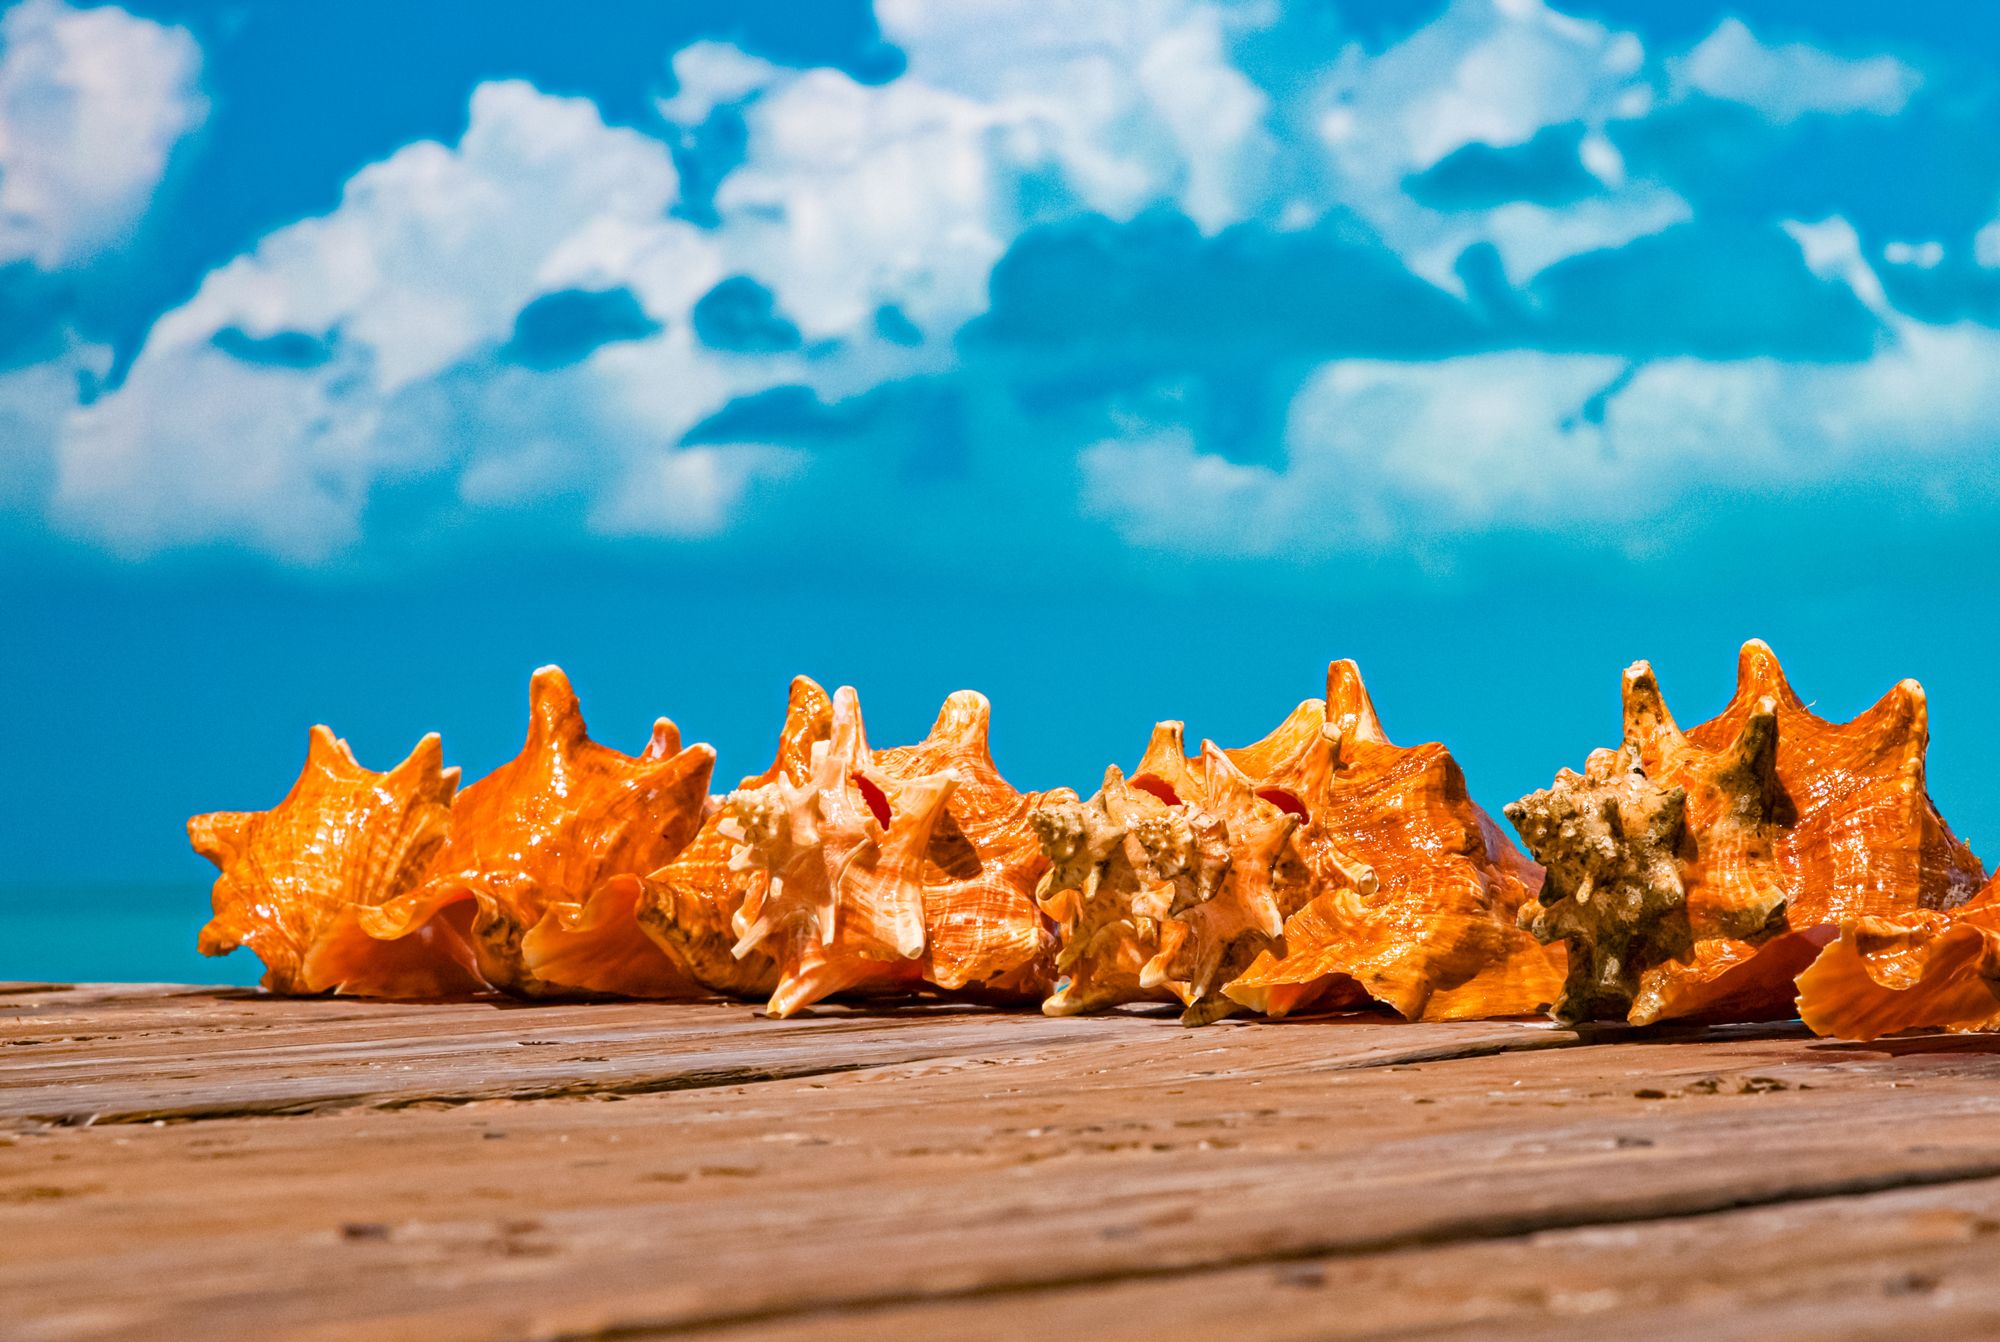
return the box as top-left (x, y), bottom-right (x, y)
top-left (1508, 640), bottom-right (1985, 1026)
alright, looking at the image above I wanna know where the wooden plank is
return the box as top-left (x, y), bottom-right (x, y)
top-left (0, 986), bottom-right (1603, 1127)
top-left (697, 1175), bottom-right (2000, 1342)
top-left (3, 988), bottom-right (1998, 1341)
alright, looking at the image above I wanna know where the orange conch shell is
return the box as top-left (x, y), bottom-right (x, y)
top-left (190, 729), bottom-right (482, 996)
top-left (1796, 875), bottom-right (2000, 1040)
top-left (1225, 663), bottom-right (1559, 1021)
top-left (1034, 662), bottom-right (1556, 1025)
top-left (1509, 640), bottom-right (1984, 1025)
top-left (330, 667), bottom-right (717, 997)
top-left (719, 684), bottom-right (1066, 1017)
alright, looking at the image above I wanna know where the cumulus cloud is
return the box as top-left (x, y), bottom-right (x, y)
top-left (705, 0), bottom-right (1277, 348)
top-left (46, 0), bottom-right (1296, 559)
top-left (16, 0), bottom-right (1980, 574)
top-left (1083, 306), bottom-right (2000, 561)
top-left (1670, 18), bottom-right (1921, 124)
top-left (1310, 0), bottom-right (1684, 288)
top-left (52, 83), bottom-right (776, 558)
top-left (0, 0), bottom-right (206, 269)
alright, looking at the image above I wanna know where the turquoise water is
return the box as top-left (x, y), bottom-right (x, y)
top-left (0, 886), bottom-right (263, 986)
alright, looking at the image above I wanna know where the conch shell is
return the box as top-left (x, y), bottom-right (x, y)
top-left (1032, 662), bottom-right (1559, 1025)
top-left (1508, 640), bottom-right (1984, 1025)
top-left (718, 683), bottom-right (1066, 1017)
top-left (634, 677), bottom-right (836, 1000)
top-left (1225, 663), bottom-right (1559, 1021)
top-left (1795, 876), bottom-right (2000, 1040)
top-left (342, 667), bottom-right (716, 997)
top-left (190, 729), bottom-right (483, 996)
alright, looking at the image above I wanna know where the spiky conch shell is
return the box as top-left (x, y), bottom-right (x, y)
top-left (1032, 662), bottom-right (1557, 1025)
top-left (1224, 662), bottom-right (1560, 1021)
top-left (632, 678), bottom-right (836, 1001)
top-left (312, 667), bottom-right (717, 997)
top-left (1508, 640), bottom-right (1985, 1026)
top-left (1795, 874), bottom-right (2000, 1040)
top-left (1032, 741), bottom-right (1311, 1027)
top-left (190, 729), bottom-right (483, 997)
top-left (714, 683), bottom-right (1067, 1017)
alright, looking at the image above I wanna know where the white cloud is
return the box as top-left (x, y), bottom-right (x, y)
top-left (148, 82), bottom-right (686, 391)
top-left (1670, 18), bottom-right (1920, 123)
top-left (20, 1), bottom-right (1970, 568)
top-left (53, 82), bottom-right (783, 558)
top-left (1883, 240), bottom-right (1944, 270)
top-left (714, 0), bottom-right (1277, 344)
top-left (1082, 312), bottom-right (2000, 559)
top-left (655, 41), bottom-right (780, 124)
top-left (1974, 221), bottom-right (2000, 270)
top-left (0, 0), bottom-right (206, 268)
top-left (1309, 0), bottom-right (1680, 288)
top-left (47, 2), bottom-right (1298, 560)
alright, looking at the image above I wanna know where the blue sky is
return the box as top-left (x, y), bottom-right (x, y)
top-left (4, 0), bottom-right (2000, 982)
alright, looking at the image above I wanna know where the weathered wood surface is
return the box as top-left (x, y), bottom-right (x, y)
top-left (4, 984), bottom-right (2000, 1342)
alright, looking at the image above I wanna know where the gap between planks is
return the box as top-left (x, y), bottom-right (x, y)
top-left (539, 1157), bottom-right (2000, 1341)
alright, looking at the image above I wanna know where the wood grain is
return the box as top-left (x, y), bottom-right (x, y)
top-left (4, 985), bottom-right (1997, 1341)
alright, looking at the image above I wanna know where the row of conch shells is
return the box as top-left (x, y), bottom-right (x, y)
top-left (191, 668), bottom-right (1069, 1017)
top-left (191, 644), bottom-right (2000, 1039)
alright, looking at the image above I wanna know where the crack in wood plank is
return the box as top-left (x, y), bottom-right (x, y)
top-left (540, 1157), bottom-right (2000, 1341)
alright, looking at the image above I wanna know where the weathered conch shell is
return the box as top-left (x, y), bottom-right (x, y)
top-left (1032, 662), bottom-right (1558, 1025)
top-left (1508, 640), bottom-right (1985, 1025)
top-left (1795, 875), bottom-right (2000, 1040)
top-left (634, 677), bottom-right (835, 1000)
top-left (718, 684), bottom-right (1067, 1017)
top-left (342, 667), bottom-right (716, 997)
top-left (190, 729), bottom-right (482, 996)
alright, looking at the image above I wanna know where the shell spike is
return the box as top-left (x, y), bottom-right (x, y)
top-left (1198, 738), bottom-right (1257, 803)
top-left (825, 685), bottom-right (875, 770)
top-left (879, 771), bottom-right (961, 864)
top-left (1735, 639), bottom-right (1806, 712)
top-left (305, 724), bottom-right (364, 777)
top-left (524, 666), bottom-right (587, 751)
top-left (389, 730), bottom-right (446, 775)
top-left (1715, 697), bottom-right (1789, 826)
top-left (1137, 720), bottom-right (1188, 773)
top-left (1325, 660), bottom-right (1389, 745)
top-left (927, 690), bottom-right (992, 753)
top-left (643, 717), bottom-right (682, 761)
top-left (1620, 660), bottom-right (1685, 756)
top-left (187, 810), bottom-right (254, 865)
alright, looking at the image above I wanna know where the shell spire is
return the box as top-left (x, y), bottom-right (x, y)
top-left (190, 728), bottom-right (481, 997)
